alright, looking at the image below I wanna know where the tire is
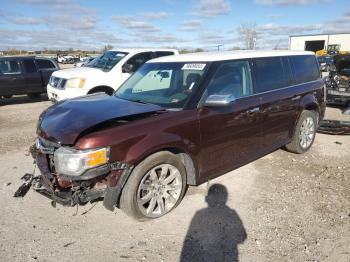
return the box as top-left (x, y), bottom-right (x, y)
top-left (285, 110), bottom-right (317, 154)
top-left (27, 93), bottom-right (41, 99)
top-left (120, 151), bottom-right (187, 220)
top-left (89, 87), bottom-right (114, 96)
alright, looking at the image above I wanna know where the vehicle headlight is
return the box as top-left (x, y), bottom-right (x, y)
top-left (65, 78), bottom-right (86, 89)
top-left (54, 147), bottom-right (109, 176)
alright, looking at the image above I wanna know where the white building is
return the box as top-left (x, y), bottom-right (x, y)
top-left (289, 33), bottom-right (350, 53)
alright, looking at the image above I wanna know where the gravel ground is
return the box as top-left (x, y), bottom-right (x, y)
top-left (0, 97), bottom-right (349, 262)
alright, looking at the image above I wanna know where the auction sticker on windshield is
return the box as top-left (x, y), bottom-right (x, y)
top-left (182, 63), bottom-right (206, 70)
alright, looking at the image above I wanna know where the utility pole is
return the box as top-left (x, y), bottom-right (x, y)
top-left (215, 44), bottom-right (224, 51)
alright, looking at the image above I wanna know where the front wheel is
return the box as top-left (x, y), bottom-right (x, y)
top-left (120, 151), bottom-right (187, 220)
top-left (285, 110), bottom-right (317, 154)
top-left (27, 93), bottom-right (41, 99)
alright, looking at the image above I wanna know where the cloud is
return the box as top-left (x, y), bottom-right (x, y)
top-left (112, 16), bottom-right (160, 33)
top-left (140, 11), bottom-right (169, 20)
top-left (257, 23), bottom-right (322, 36)
top-left (0, 28), bottom-right (128, 50)
top-left (133, 33), bottom-right (190, 43)
top-left (43, 15), bottom-right (98, 30)
top-left (7, 17), bottom-right (43, 25)
top-left (16, 0), bottom-right (95, 14)
top-left (255, 0), bottom-right (328, 6)
top-left (179, 19), bottom-right (202, 32)
top-left (192, 0), bottom-right (231, 17)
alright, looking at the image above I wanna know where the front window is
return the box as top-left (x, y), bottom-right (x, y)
top-left (115, 62), bottom-right (208, 109)
top-left (85, 51), bottom-right (128, 71)
top-left (0, 60), bottom-right (21, 74)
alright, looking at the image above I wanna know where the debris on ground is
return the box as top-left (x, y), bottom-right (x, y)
top-left (318, 120), bottom-right (350, 135)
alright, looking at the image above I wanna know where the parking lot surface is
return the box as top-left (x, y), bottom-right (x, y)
top-left (0, 97), bottom-right (349, 262)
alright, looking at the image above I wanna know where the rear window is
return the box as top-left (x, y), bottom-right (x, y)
top-left (154, 51), bottom-right (174, 58)
top-left (36, 59), bottom-right (56, 69)
top-left (254, 57), bottom-right (288, 93)
top-left (23, 60), bottom-right (37, 73)
top-left (290, 55), bottom-right (319, 84)
top-left (0, 60), bottom-right (21, 74)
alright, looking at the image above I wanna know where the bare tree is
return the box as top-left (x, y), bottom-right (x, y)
top-left (102, 45), bottom-right (114, 52)
top-left (238, 22), bottom-right (257, 50)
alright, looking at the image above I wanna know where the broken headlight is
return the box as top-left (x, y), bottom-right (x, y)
top-left (54, 147), bottom-right (109, 177)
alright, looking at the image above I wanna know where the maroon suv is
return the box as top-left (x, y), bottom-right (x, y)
top-left (25, 51), bottom-right (325, 220)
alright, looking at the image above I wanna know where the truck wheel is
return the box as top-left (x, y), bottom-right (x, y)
top-left (285, 110), bottom-right (317, 154)
top-left (120, 151), bottom-right (187, 220)
top-left (27, 93), bottom-right (41, 99)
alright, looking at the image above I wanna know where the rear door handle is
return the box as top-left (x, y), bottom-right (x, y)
top-left (291, 95), bottom-right (301, 101)
top-left (246, 107), bottom-right (260, 114)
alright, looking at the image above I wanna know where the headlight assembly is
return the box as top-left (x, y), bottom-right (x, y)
top-left (54, 147), bottom-right (109, 176)
top-left (65, 78), bottom-right (86, 89)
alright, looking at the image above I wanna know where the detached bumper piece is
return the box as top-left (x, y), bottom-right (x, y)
top-left (318, 120), bottom-right (350, 135)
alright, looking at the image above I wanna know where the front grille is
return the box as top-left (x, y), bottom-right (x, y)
top-left (49, 76), bottom-right (67, 90)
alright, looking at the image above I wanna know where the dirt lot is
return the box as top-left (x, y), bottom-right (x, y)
top-left (0, 97), bottom-right (349, 262)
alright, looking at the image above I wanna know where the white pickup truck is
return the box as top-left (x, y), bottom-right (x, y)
top-left (47, 48), bottom-right (178, 102)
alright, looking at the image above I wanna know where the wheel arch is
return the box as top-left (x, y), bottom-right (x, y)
top-left (133, 147), bottom-right (198, 186)
top-left (88, 85), bottom-right (115, 95)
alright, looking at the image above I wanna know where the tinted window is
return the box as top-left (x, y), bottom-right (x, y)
top-left (0, 60), bottom-right (21, 74)
top-left (125, 52), bottom-right (153, 72)
top-left (23, 60), bottom-right (37, 73)
top-left (205, 61), bottom-right (252, 99)
top-left (254, 57), bottom-right (287, 93)
top-left (37, 59), bottom-right (55, 69)
top-left (290, 55), bottom-right (319, 84)
top-left (154, 51), bottom-right (174, 58)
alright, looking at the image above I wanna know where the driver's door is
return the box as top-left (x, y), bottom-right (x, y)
top-left (121, 52), bottom-right (153, 83)
top-left (198, 60), bottom-right (265, 181)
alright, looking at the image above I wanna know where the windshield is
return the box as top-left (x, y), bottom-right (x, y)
top-left (85, 51), bottom-right (128, 71)
top-left (115, 62), bottom-right (208, 109)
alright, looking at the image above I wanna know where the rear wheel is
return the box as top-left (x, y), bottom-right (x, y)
top-left (285, 110), bottom-right (317, 154)
top-left (120, 151), bottom-right (187, 220)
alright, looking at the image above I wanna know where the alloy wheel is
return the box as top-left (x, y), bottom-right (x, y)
top-left (136, 164), bottom-right (182, 218)
top-left (299, 117), bottom-right (315, 149)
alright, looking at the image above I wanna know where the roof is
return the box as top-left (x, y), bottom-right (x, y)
top-left (290, 32), bottom-right (350, 38)
top-left (109, 48), bottom-right (178, 54)
top-left (148, 50), bottom-right (314, 63)
top-left (0, 56), bottom-right (36, 60)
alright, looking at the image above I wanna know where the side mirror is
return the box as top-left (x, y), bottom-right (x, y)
top-left (122, 63), bottom-right (134, 73)
top-left (203, 94), bottom-right (236, 107)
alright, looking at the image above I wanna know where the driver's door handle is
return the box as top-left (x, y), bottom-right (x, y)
top-left (246, 107), bottom-right (260, 114)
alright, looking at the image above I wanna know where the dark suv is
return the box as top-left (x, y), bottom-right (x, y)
top-left (0, 56), bottom-right (59, 99)
top-left (24, 51), bottom-right (325, 220)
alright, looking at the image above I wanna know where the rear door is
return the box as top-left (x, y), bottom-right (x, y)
top-left (198, 60), bottom-right (265, 181)
top-left (252, 56), bottom-right (299, 150)
top-left (35, 59), bottom-right (58, 87)
top-left (22, 59), bottom-right (42, 93)
top-left (0, 59), bottom-right (25, 96)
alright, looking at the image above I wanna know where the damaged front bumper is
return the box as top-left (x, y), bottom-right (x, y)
top-left (15, 141), bottom-right (133, 211)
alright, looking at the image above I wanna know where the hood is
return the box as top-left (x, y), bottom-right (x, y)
top-left (38, 93), bottom-right (164, 145)
top-left (333, 54), bottom-right (350, 76)
top-left (52, 67), bottom-right (104, 79)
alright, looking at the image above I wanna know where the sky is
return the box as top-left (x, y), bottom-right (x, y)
top-left (0, 0), bottom-right (349, 51)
